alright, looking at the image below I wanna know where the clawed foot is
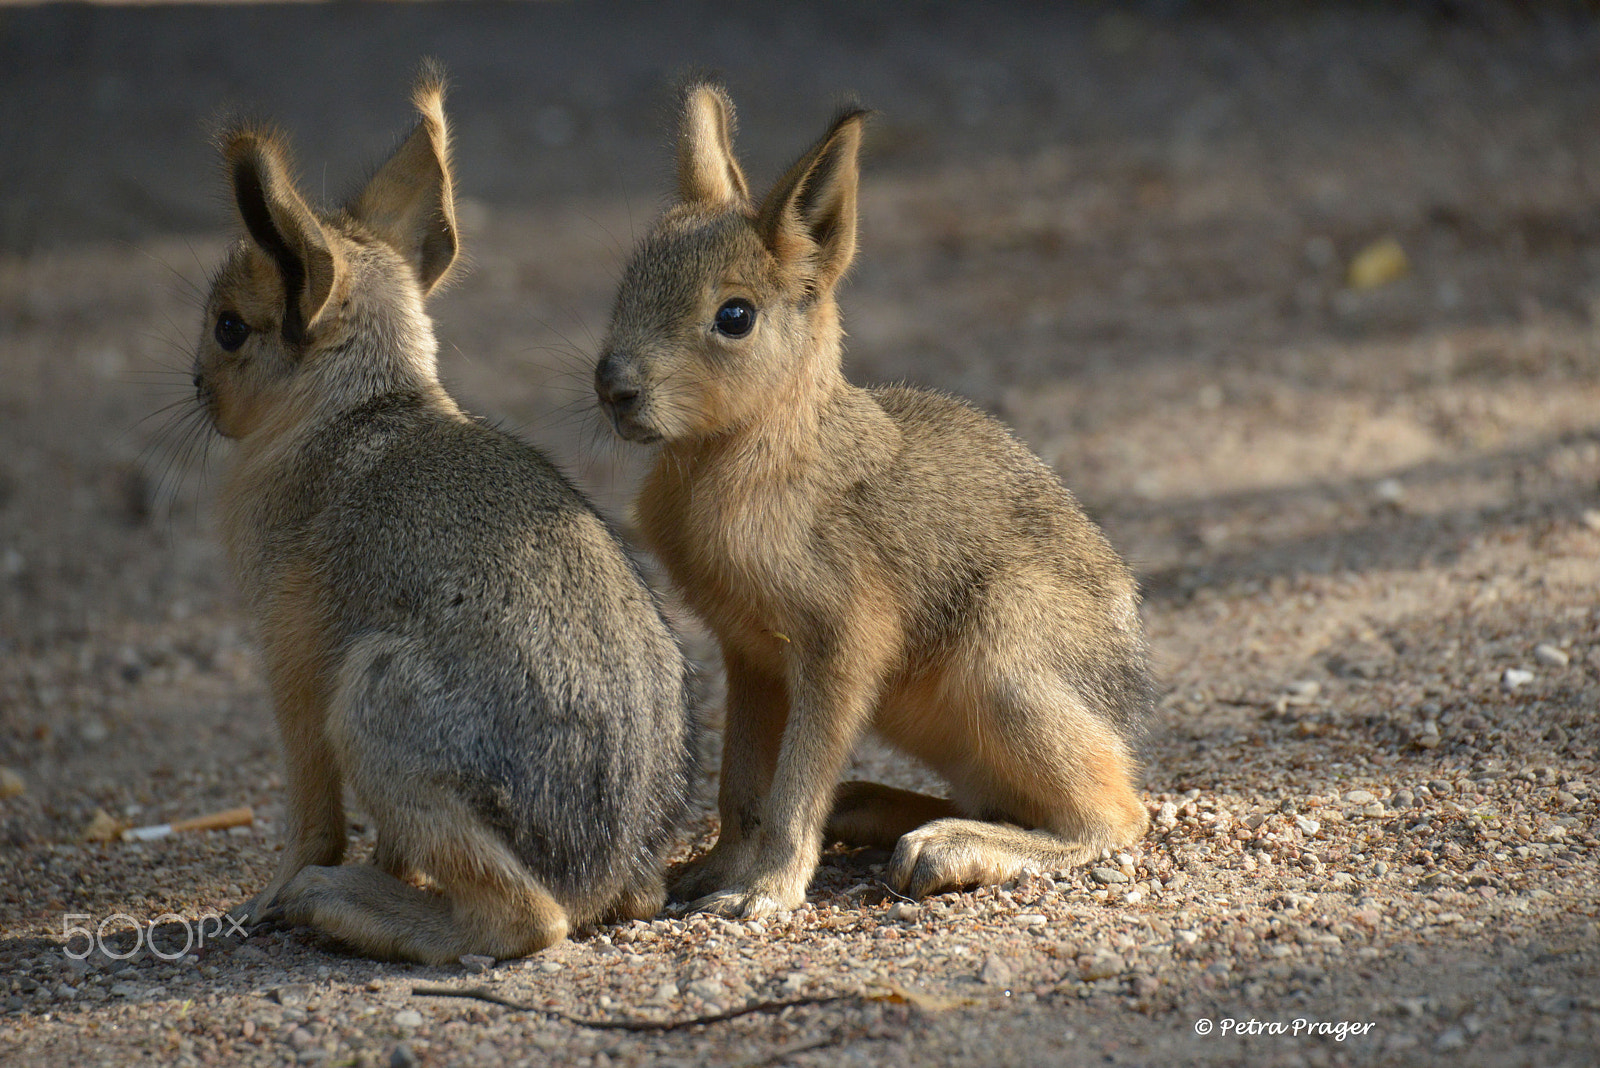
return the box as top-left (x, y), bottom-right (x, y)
top-left (668, 840), bottom-right (754, 903)
top-left (887, 819), bottom-right (1028, 899)
top-left (684, 886), bottom-right (796, 920)
top-left (229, 889), bottom-right (286, 929)
top-left (270, 865), bottom-right (345, 925)
top-left (669, 843), bottom-right (809, 919)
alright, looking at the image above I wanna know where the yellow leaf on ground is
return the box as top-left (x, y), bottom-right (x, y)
top-left (1346, 236), bottom-right (1410, 289)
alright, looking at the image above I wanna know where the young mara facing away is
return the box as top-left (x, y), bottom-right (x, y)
top-left (195, 69), bottom-right (695, 963)
top-left (594, 84), bottom-right (1154, 919)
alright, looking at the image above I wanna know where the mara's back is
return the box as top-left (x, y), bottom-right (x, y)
top-left (299, 394), bottom-right (694, 898)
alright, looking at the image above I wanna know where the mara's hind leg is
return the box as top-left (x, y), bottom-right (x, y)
top-left (884, 672), bottom-right (1149, 899)
top-left (825, 782), bottom-right (960, 850)
top-left (887, 819), bottom-right (1101, 899)
top-left (287, 634), bottom-right (570, 962)
top-left (273, 823), bottom-right (569, 965)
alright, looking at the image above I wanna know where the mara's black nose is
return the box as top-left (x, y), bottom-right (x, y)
top-left (594, 355), bottom-right (640, 415)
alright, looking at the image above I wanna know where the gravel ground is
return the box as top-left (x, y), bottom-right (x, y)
top-left (3, 3), bottom-right (1599, 1066)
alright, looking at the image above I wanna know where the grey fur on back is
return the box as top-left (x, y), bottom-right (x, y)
top-left (295, 392), bottom-right (695, 901)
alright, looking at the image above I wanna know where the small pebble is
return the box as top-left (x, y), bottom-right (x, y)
top-left (887, 902), bottom-right (922, 923)
top-left (1343, 789), bottom-right (1377, 805)
top-left (392, 1010), bottom-right (423, 1030)
top-left (1078, 952), bottom-right (1124, 981)
top-left (980, 955), bottom-right (1013, 986)
top-left (685, 978), bottom-right (726, 1002)
top-left (1502, 668), bottom-right (1534, 690)
top-left (1532, 644), bottom-right (1569, 668)
top-left (1372, 477), bottom-right (1406, 504)
top-left (1155, 801), bottom-right (1179, 829)
top-left (458, 954), bottom-right (494, 974)
top-left (1282, 680), bottom-right (1320, 705)
top-left (273, 984), bottom-right (311, 1008)
top-left (390, 1043), bottom-right (419, 1068)
top-left (1294, 816), bottom-right (1321, 836)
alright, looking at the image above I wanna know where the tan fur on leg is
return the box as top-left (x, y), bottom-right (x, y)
top-left (276, 863), bottom-right (567, 965)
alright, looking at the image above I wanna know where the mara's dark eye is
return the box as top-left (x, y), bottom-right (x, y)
top-left (214, 312), bottom-right (251, 352)
top-left (713, 298), bottom-right (756, 338)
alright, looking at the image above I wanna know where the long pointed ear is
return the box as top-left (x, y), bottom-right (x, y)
top-left (349, 63), bottom-right (459, 293)
top-left (676, 82), bottom-right (749, 210)
top-left (224, 130), bottom-right (342, 345)
top-left (756, 107), bottom-right (868, 294)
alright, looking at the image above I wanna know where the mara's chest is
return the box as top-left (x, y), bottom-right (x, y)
top-left (635, 456), bottom-right (820, 638)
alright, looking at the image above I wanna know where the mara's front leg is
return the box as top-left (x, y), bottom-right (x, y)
top-left (687, 644), bottom-right (886, 919)
top-left (670, 650), bottom-right (787, 902)
top-left (232, 688), bottom-right (346, 925)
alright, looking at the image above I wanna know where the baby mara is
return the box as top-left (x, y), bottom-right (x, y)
top-left (596, 84), bottom-right (1155, 919)
top-left (192, 70), bottom-right (695, 963)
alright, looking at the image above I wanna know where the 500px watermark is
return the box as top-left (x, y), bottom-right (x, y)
top-left (1193, 1017), bottom-right (1376, 1042)
top-left (58, 912), bottom-right (247, 961)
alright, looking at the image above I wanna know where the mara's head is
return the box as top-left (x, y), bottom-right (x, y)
top-left (595, 83), bottom-right (868, 445)
top-left (194, 68), bottom-right (460, 440)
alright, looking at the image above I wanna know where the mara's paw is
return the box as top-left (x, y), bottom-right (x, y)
top-left (229, 889), bottom-right (284, 929)
top-left (886, 819), bottom-right (1027, 899)
top-left (668, 841), bottom-right (755, 903)
top-left (272, 866), bottom-right (347, 925)
top-left (602, 880), bottom-right (667, 925)
top-left (685, 883), bottom-right (803, 920)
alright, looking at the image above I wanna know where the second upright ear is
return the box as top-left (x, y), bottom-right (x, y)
top-left (225, 131), bottom-right (342, 345)
top-left (350, 66), bottom-right (459, 294)
top-left (756, 108), bottom-right (868, 294)
top-left (676, 82), bottom-right (750, 210)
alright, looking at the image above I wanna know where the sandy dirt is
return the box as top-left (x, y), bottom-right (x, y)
top-left (2, 3), bottom-right (1599, 1066)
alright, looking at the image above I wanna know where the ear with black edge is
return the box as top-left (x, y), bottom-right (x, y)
top-left (224, 130), bottom-right (341, 345)
top-left (676, 81), bottom-right (749, 210)
top-left (756, 106), bottom-right (869, 294)
top-left (349, 61), bottom-right (459, 294)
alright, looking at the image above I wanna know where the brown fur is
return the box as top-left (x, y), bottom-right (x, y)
top-left (194, 67), bottom-right (695, 963)
top-left (595, 84), bottom-right (1154, 917)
